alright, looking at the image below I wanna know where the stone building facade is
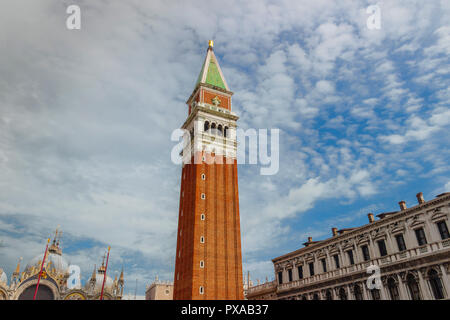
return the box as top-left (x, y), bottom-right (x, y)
top-left (145, 277), bottom-right (173, 300)
top-left (246, 192), bottom-right (450, 300)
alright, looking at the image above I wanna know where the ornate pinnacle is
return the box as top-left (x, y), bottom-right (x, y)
top-left (13, 257), bottom-right (23, 276)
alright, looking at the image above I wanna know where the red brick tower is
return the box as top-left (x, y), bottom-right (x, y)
top-left (173, 41), bottom-right (244, 300)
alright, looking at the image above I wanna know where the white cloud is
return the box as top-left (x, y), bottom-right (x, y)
top-left (445, 181), bottom-right (450, 191)
top-left (380, 107), bottom-right (450, 145)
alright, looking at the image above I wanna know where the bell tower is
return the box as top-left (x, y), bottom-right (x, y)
top-left (173, 41), bottom-right (244, 300)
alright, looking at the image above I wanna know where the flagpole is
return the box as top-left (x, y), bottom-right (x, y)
top-left (33, 238), bottom-right (51, 300)
top-left (100, 246), bottom-right (110, 300)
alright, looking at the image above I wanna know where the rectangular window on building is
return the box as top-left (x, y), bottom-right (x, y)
top-left (437, 221), bottom-right (450, 240)
top-left (278, 271), bottom-right (283, 284)
top-left (321, 258), bottom-right (327, 273)
top-left (297, 265), bottom-right (303, 279)
top-left (333, 255), bottom-right (340, 269)
top-left (377, 239), bottom-right (388, 256)
top-left (288, 269), bottom-right (293, 282)
top-left (309, 262), bottom-right (315, 276)
top-left (347, 250), bottom-right (355, 265)
top-left (415, 228), bottom-right (427, 246)
top-left (361, 245), bottom-right (370, 261)
top-left (395, 234), bottom-right (407, 251)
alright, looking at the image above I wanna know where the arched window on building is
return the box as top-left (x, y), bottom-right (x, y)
top-left (313, 293), bottom-right (319, 300)
top-left (354, 284), bottom-right (364, 300)
top-left (204, 121), bottom-right (210, 132)
top-left (326, 290), bottom-right (333, 300)
top-left (370, 288), bottom-right (381, 300)
top-left (224, 126), bottom-right (229, 138)
top-left (428, 269), bottom-right (445, 300)
top-left (302, 295), bottom-right (308, 300)
top-left (387, 278), bottom-right (400, 300)
top-left (407, 273), bottom-right (421, 300)
top-left (211, 123), bottom-right (216, 135)
top-left (217, 124), bottom-right (223, 136)
top-left (339, 288), bottom-right (347, 300)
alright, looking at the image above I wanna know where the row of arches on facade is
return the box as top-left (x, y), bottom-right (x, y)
top-left (284, 268), bottom-right (446, 300)
top-left (204, 121), bottom-right (229, 138)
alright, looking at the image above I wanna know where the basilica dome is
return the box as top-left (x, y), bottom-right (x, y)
top-left (91, 273), bottom-right (114, 291)
top-left (26, 251), bottom-right (69, 275)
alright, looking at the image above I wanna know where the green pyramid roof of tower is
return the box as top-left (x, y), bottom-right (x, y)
top-left (204, 60), bottom-right (226, 89)
top-left (195, 47), bottom-right (228, 91)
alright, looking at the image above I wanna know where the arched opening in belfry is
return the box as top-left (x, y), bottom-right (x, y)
top-left (210, 123), bottom-right (217, 135)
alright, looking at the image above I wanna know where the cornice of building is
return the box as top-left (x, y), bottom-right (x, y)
top-left (181, 104), bottom-right (239, 130)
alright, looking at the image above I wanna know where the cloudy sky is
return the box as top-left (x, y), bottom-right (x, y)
top-left (0, 0), bottom-right (449, 297)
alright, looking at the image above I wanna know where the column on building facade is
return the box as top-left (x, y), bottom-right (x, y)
top-left (292, 260), bottom-right (296, 282)
top-left (326, 250), bottom-right (332, 275)
top-left (353, 241), bottom-right (362, 265)
top-left (379, 278), bottom-right (388, 300)
top-left (331, 287), bottom-right (338, 300)
top-left (380, 277), bottom-right (392, 300)
top-left (423, 219), bottom-right (437, 244)
top-left (367, 234), bottom-right (377, 262)
top-left (333, 287), bottom-right (338, 300)
top-left (396, 273), bottom-right (409, 300)
top-left (347, 284), bottom-right (354, 300)
top-left (403, 224), bottom-right (416, 251)
top-left (385, 232), bottom-right (395, 257)
top-left (417, 270), bottom-right (432, 300)
top-left (338, 245), bottom-right (345, 271)
top-left (314, 253), bottom-right (319, 278)
top-left (301, 258), bottom-right (306, 281)
top-left (361, 281), bottom-right (370, 300)
top-left (439, 264), bottom-right (450, 298)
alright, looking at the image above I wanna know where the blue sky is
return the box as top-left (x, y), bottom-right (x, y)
top-left (0, 0), bottom-right (449, 298)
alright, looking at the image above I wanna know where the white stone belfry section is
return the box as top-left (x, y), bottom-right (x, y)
top-left (181, 101), bottom-right (239, 164)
